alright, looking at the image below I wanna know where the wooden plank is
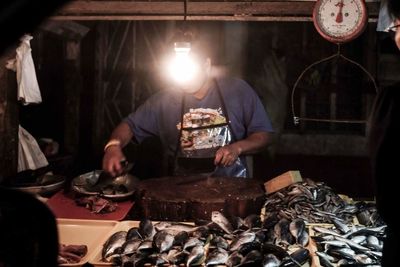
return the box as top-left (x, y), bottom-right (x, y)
top-left (54, 1), bottom-right (380, 20)
top-left (264, 170), bottom-right (303, 194)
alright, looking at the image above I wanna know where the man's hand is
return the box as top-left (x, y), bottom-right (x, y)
top-left (102, 146), bottom-right (126, 177)
top-left (214, 144), bottom-right (242, 167)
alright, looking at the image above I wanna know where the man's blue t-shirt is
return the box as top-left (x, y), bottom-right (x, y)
top-left (124, 77), bottom-right (274, 159)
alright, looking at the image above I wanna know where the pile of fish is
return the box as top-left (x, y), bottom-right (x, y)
top-left (75, 196), bottom-right (118, 213)
top-left (355, 202), bottom-right (385, 227)
top-left (58, 244), bottom-right (88, 264)
top-left (101, 211), bottom-right (310, 267)
top-left (263, 180), bottom-right (358, 224)
top-left (312, 220), bottom-right (386, 266)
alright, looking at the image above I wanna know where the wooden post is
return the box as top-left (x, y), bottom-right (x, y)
top-left (64, 39), bottom-right (82, 155)
top-left (0, 49), bottom-right (19, 181)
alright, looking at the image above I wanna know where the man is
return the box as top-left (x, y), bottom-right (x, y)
top-left (103, 31), bottom-right (273, 178)
top-left (369, 1), bottom-right (400, 266)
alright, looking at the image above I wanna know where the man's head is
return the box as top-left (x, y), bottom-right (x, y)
top-left (386, 0), bottom-right (400, 49)
top-left (165, 27), bottom-right (212, 94)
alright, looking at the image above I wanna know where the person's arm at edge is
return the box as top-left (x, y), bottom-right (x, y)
top-left (102, 122), bottom-right (134, 176)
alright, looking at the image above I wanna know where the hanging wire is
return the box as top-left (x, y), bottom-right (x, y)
top-left (291, 44), bottom-right (378, 125)
top-left (184, 0), bottom-right (188, 22)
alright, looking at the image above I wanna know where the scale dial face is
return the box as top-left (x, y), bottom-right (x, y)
top-left (313, 0), bottom-right (368, 43)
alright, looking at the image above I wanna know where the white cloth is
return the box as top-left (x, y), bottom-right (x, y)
top-left (18, 125), bottom-right (48, 172)
top-left (377, 1), bottom-right (395, 32)
top-left (5, 34), bottom-right (42, 105)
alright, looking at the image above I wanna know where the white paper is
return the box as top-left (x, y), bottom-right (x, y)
top-left (18, 125), bottom-right (48, 172)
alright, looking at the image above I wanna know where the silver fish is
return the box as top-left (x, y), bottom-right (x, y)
top-left (289, 218), bottom-right (306, 241)
top-left (315, 251), bottom-right (336, 262)
top-left (187, 245), bottom-right (205, 266)
top-left (298, 230), bottom-right (309, 246)
top-left (183, 237), bottom-right (204, 251)
top-left (102, 231), bottom-right (127, 260)
top-left (137, 240), bottom-right (153, 252)
top-left (334, 236), bottom-right (370, 252)
top-left (139, 219), bottom-right (155, 239)
top-left (322, 240), bottom-right (350, 248)
top-left (331, 217), bottom-right (350, 234)
top-left (205, 248), bottom-right (229, 266)
top-left (243, 214), bottom-right (261, 229)
top-left (262, 253), bottom-right (281, 267)
top-left (367, 235), bottom-right (382, 251)
top-left (226, 251), bottom-right (243, 267)
top-left (126, 227), bottom-right (142, 240)
top-left (211, 211), bottom-right (233, 234)
top-left (229, 232), bottom-right (256, 251)
top-left (153, 230), bottom-right (174, 253)
top-left (210, 235), bottom-right (229, 250)
top-left (121, 239), bottom-right (141, 255)
top-left (350, 235), bottom-right (367, 244)
top-left (313, 226), bottom-right (342, 237)
top-left (354, 254), bottom-right (373, 264)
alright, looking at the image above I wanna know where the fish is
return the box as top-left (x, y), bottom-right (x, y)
top-left (238, 241), bottom-right (262, 256)
top-left (126, 227), bottom-right (142, 241)
top-left (313, 226), bottom-right (343, 237)
top-left (334, 236), bottom-right (370, 252)
top-left (318, 256), bottom-right (335, 267)
top-left (173, 231), bottom-right (190, 246)
top-left (226, 251), bottom-right (243, 267)
top-left (316, 251), bottom-right (336, 262)
top-left (229, 232), bottom-right (256, 251)
top-left (297, 230), bottom-right (309, 247)
top-left (205, 248), bottom-right (229, 266)
top-left (239, 250), bottom-right (263, 266)
top-left (229, 216), bottom-right (246, 230)
top-left (166, 248), bottom-right (189, 264)
top-left (329, 247), bottom-right (356, 259)
top-left (350, 235), bottom-right (367, 244)
top-left (211, 211), bottom-right (233, 234)
top-left (280, 248), bottom-right (310, 267)
top-left (210, 235), bottom-right (229, 250)
top-left (331, 217), bottom-right (350, 234)
top-left (354, 254), bottom-right (373, 264)
top-left (243, 214), bottom-right (261, 229)
top-left (187, 245), bottom-right (205, 266)
top-left (121, 239), bottom-right (141, 255)
top-left (153, 230), bottom-right (174, 253)
top-left (367, 235), bottom-right (382, 251)
top-left (321, 240), bottom-right (350, 248)
top-left (262, 243), bottom-right (289, 259)
top-left (154, 221), bottom-right (197, 236)
top-left (139, 219), bottom-right (155, 239)
top-left (262, 253), bottom-right (281, 267)
top-left (102, 231), bottom-right (127, 260)
top-left (183, 237), bottom-right (204, 251)
top-left (274, 218), bottom-right (294, 246)
top-left (137, 240), bottom-right (153, 253)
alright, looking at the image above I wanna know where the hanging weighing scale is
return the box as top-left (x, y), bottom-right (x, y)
top-left (291, 0), bottom-right (377, 125)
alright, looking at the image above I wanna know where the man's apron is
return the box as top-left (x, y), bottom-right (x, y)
top-left (172, 79), bottom-right (247, 177)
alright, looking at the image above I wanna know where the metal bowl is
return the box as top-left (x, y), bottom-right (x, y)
top-left (71, 170), bottom-right (139, 201)
top-left (10, 174), bottom-right (65, 196)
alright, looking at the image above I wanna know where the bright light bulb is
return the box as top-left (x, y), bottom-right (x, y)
top-left (168, 53), bottom-right (198, 84)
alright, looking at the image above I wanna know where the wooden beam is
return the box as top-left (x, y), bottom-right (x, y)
top-left (54, 1), bottom-right (380, 20)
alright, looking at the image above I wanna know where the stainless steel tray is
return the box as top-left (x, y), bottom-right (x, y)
top-left (71, 170), bottom-right (138, 201)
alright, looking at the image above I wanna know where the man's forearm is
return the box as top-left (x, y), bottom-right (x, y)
top-left (231, 132), bottom-right (272, 155)
top-left (109, 122), bottom-right (134, 148)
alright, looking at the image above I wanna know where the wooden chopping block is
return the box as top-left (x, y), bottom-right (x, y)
top-left (264, 170), bottom-right (302, 195)
top-left (137, 176), bottom-right (265, 221)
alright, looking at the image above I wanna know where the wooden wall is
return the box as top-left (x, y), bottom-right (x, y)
top-left (0, 50), bottom-right (18, 180)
